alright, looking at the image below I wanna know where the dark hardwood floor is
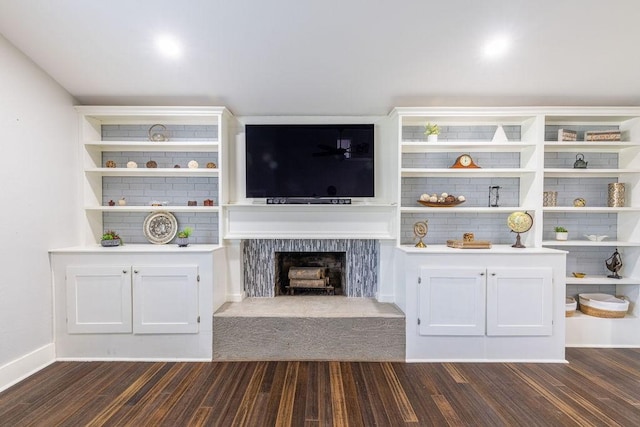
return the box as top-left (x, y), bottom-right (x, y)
top-left (1, 348), bottom-right (639, 426)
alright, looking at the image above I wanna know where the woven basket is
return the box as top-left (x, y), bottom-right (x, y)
top-left (579, 294), bottom-right (628, 318)
top-left (565, 297), bottom-right (577, 317)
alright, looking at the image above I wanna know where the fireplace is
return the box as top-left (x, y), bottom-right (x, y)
top-left (275, 251), bottom-right (346, 295)
top-left (242, 239), bottom-right (378, 297)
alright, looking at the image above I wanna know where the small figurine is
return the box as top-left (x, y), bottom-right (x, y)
top-left (108, 200), bottom-right (115, 206)
top-left (127, 161), bottom-right (138, 168)
top-left (188, 160), bottom-right (199, 169)
top-left (118, 197), bottom-right (126, 206)
top-left (105, 160), bottom-right (116, 168)
top-left (206, 162), bottom-right (217, 168)
top-left (605, 248), bottom-right (623, 279)
top-left (146, 160), bottom-right (158, 168)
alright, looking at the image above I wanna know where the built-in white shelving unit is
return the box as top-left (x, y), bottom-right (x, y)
top-left (389, 107), bottom-right (640, 348)
top-left (76, 106), bottom-right (233, 246)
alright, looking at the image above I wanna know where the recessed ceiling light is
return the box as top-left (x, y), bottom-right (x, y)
top-left (483, 35), bottom-right (510, 58)
top-left (155, 35), bottom-right (182, 59)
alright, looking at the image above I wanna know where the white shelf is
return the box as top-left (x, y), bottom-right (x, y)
top-left (85, 168), bottom-right (219, 177)
top-left (544, 168), bottom-right (640, 177)
top-left (542, 240), bottom-right (640, 247)
top-left (401, 141), bottom-right (535, 153)
top-left (400, 206), bottom-right (532, 214)
top-left (85, 206), bottom-right (220, 213)
top-left (544, 141), bottom-right (640, 152)
top-left (566, 275), bottom-right (640, 285)
top-left (401, 168), bottom-right (534, 178)
top-left (566, 311), bottom-right (637, 321)
top-left (543, 207), bottom-right (640, 213)
top-left (84, 141), bottom-right (219, 152)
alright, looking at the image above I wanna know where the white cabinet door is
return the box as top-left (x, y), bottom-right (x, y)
top-left (132, 265), bottom-right (199, 334)
top-left (486, 267), bottom-right (553, 336)
top-left (418, 267), bottom-right (486, 336)
top-left (66, 265), bottom-right (132, 334)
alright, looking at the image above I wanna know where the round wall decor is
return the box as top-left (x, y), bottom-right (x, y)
top-left (143, 211), bottom-right (178, 244)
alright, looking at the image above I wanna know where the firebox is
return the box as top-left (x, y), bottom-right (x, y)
top-left (274, 252), bottom-right (346, 296)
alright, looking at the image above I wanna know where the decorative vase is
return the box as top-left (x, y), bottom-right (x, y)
top-left (177, 237), bottom-right (189, 247)
top-left (608, 183), bottom-right (625, 207)
top-left (427, 134), bottom-right (438, 142)
top-left (555, 232), bottom-right (568, 241)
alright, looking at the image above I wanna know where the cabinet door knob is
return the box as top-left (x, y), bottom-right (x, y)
top-left (134, 270), bottom-right (139, 274)
top-left (480, 272), bottom-right (485, 276)
top-left (491, 273), bottom-right (496, 276)
top-left (123, 270), bottom-right (127, 274)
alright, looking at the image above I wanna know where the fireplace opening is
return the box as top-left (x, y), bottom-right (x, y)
top-left (275, 252), bottom-right (346, 296)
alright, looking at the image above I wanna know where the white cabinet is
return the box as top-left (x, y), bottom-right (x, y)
top-left (132, 265), bottom-right (199, 334)
top-left (66, 265), bottom-right (199, 335)
top-left (418, 267), bottom-right (552, 337)
top-left (399, 248), bottom-right (566, 362)
top-left (486, 267), bottom-right (552, 336)
top-left (51, 247), bottom-right (223, 360)
top-left (66, 266), bottom-right (132, 334)
top-left (418, 268), bottom-right (485, 336)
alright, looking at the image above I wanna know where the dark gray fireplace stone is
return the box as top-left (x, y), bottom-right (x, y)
top-left (242, 239), bottom-right (378, 297)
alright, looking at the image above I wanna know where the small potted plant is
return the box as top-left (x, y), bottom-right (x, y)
top-left (554, 226), bottom-right (568, 241)
top-left (101, 230), bottom-right (122, 247)
top-left (176, 226), bottom-right (193, 247)
top-left (424, 122), bottom-right (440, 142)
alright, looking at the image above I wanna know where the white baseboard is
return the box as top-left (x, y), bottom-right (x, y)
top-left (227, 291), bottom-right (246, 302)
top-left (0, 344), bottom-right (55, 393)
top-left (376, 293), bottom-right (396, 303)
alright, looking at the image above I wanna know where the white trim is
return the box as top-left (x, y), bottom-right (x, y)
top-left (55, 357), bottom-right (211, 362)
top-left (226, 292), bottom-right (246, 302)
top-left (0, 344), bottom-right (56, 393)
top-left (405, 358), bottom-right (568, 364)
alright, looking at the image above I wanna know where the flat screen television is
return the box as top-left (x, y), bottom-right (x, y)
top-left (245, 124), bottom-right (374, 199)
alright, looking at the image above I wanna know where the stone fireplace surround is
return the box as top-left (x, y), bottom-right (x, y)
top-left (242, 239), bottom-right (378, 297)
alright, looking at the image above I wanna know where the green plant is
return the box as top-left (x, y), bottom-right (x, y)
top-left (554, 226), bottom-right (568, 233)
top-left (177, 227), bottom-right (193, 238)
top-left (424, 122), bottom-right (440, 135)
top-left (101, 230), bottom-right (120, 240)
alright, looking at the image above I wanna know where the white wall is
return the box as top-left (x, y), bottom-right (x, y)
top-left (0, 34), bottom-right (77, 389)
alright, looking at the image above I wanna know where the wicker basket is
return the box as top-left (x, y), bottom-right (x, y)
top-left (579, 293), bottom-right (628, 318)
top-left (565, 297), bottom-right (577, 317)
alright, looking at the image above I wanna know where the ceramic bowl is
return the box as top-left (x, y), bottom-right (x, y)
top-left (584, 234), bottom-right (608, 242)
top-left (572, 272), bottom-right (586, 278)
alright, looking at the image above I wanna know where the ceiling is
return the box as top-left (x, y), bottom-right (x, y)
top-left (1, 0), bottom-right (639, 116)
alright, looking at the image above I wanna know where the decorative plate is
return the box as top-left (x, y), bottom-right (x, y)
top-left (507, 211), bottom-right (533, 233)
top-left (143, 211), bottom-right (178, 244)
top-left (417, 200), bottom-right (465, 208)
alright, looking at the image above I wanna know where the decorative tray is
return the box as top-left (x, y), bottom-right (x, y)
top-left (418, 200), bottom-right (465, 208)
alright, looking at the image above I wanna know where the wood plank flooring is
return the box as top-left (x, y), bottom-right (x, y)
top-left (1, 348), bottom-right (639, 426)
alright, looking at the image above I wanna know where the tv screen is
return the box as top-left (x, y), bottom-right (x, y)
top-left (245, 124), bottom-right (374, 199)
